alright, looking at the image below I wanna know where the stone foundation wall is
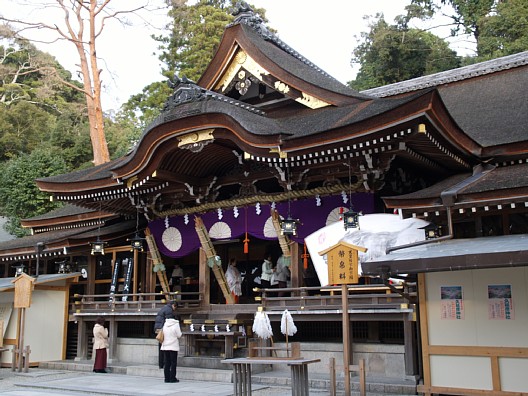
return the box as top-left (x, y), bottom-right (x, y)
top-left (115, 338), bottom-right (409, 380)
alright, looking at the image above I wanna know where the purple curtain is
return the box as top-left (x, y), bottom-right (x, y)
top-left (148, 193), bottom-right (374, 258)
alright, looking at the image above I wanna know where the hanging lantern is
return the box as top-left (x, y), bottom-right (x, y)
top-left (280, 217), bottom-right (299, 236)
top-left (129, 204), bottom-right (145, 251)
top-left (343, 208), bottom-right (359, 230)
top-left (128, 233), bottom-right (145, 251)
top-left (90, 237), bottom-right (107, 255)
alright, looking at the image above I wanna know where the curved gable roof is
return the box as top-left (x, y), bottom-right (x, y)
top-left (199, 5), bottom-right (370, 106)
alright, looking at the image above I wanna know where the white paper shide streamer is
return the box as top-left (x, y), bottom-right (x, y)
top-left (252, 311), bottom-right (273, 339)
top-left (280, 310), bottom-right (297, 336)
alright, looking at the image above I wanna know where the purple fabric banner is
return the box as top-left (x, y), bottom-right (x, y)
top-left (148, 193), bottom-right (374, 258)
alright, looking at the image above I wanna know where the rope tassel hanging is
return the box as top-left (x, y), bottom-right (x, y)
top-left (243, 206), bottom-right (250, 254)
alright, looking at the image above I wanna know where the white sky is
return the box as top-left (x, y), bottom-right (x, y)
top-left (3, 0), bottom-right (473, 112)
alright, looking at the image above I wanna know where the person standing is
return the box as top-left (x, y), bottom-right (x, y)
top-left (225, 258), bottom-right (242, 303)
top-left (161, 315), bottom-right (182, 383)
top-left (260, 255), bottom-right (274, 289)
top-left (154, 300), bottom-right (177, 369)
top-left (93, 316), bottom-right (109, 373)
top-left (274, 254), bottom-right (291, 297)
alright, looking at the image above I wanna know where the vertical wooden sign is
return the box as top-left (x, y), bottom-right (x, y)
top-left (12, 273), bottom-right (35, 309)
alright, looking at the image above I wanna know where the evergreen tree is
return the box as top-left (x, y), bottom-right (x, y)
top-left (0, 149), bottom-right (68, 237)
top-left (123, 0), bottom-right (268, 128)
top-left (349, 15), bottom-right (460, 90)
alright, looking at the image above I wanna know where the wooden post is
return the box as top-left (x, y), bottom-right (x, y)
top-left (329, 357), bottom-right (336, 396)
top-left (359, 358), bottom-right (366, 396)
top-left (199, 248), bottom-right (210, 307)
top-left (17, 307), bottom-right (25, 372)
top-left (23, 345), bottom-right (31, 373)
top-left (290, 242), bottom-right (301, 291)
top-left (11, 346), bottom-right (16, 372)
top-left (342, 283), bottom-right (351, 395)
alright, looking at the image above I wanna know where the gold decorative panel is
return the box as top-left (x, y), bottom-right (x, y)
top-left (178, 129), bottom-right (215, 147)
top-left (216, 49), bottom-right (270, 92)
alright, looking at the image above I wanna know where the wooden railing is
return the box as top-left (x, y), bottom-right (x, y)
top-left (70, 291), bottom-right (202, 315)
top-left (68, 284), bottom-right (415, 316)
top-left (259, 284), bottom-right (415, 312)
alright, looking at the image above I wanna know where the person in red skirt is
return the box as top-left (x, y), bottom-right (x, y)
top-left (93, 316), bottom-right (109, 373)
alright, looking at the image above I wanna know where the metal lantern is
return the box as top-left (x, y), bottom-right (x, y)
top-left (280, 217), bottom-right (299, 236)
top-left (421, 223), bottom-right (441, 240)
top-left (129, 233), bottom-right (144, 251)
top-left (343, 208), bottom-right (360, 230)
top-left (90, 238), bottom-right (107, 255)
top-left (13, 263), bottom-right (26, 277)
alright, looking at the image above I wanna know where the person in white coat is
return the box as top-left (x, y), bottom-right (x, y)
top-left (161, 316), bottom-right (183, 383)
top-left (93, 316), bottom-right (109, 373)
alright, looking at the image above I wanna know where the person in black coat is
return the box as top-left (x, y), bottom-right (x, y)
top-left (154, 301), bottom-right (177, 369)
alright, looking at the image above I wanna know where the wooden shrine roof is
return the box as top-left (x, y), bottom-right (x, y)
top-left (383, 162), bottom-right (528, 211)
top-left (31, 6), bottom-right (528, 219)
top-left (363, 51), bottom-right (528, 150)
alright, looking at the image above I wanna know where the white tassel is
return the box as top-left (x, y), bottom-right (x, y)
top-left (252, 311), bottom-right (273, 339)
top-left (184, 214), bottom-right (189, 225)
top-left (233, 206), bottom-right (239, 218)
top-left (255, 202), bottom-right (261, 215)
top-left (281, 310), bottom-right (297, 336)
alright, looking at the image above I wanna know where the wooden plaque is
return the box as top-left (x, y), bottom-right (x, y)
top-left (319, 242), bottom-right (367, 285)
top-left (12, 273), bottom-right (35, 308)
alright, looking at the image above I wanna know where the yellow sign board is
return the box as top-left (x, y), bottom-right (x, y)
top-left (319, 242), bottom-right (367, 285)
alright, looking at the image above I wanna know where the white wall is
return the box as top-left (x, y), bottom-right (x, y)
top-left (0, 289), bottom-right (67, 364)
top-left (426, 267), bottom-right (528, 391)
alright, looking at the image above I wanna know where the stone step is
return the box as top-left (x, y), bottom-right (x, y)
top-left (39, 360), bottom-right (417, 395)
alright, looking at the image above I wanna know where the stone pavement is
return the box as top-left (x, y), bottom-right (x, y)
top-left (0, 362), bottom-right (418, 395)
top-left (0, 368), bottom-right (331, 396)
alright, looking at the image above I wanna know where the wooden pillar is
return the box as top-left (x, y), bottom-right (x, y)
top-left (132, 250), bottom-right (138, 299)
top-left (87, 256), bottom-right (96, 297)
top-left (342, 284), bottom-right (351, 395)
top-left (290, 242), bottom-right (301, 289)
top-left (75, 318), bottom-right (87, 361)
top-left (403, 312), bottom-right (417, 375)
top-left (418, 273), bottom-right (431, 396)
top-left (198, 248), bottom-right (210, 307)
